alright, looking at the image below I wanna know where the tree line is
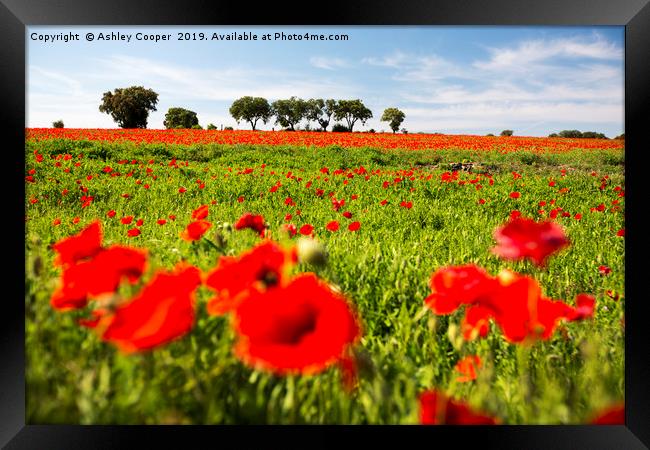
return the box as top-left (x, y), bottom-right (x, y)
top-left (47, 85), bottom-right (621, 139)
top-left (82, 86), bottom-right (407, 133)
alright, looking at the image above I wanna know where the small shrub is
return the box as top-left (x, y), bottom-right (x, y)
top-left (52, 120), bottom-right (64, 128)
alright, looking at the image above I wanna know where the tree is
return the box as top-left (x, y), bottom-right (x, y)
top-left (99, 86), bottom-right (159, 128)
top-left (52, 120), bottom-right (64, 128)
top-left (229, 96), bottom-right (272, 131)
top-left (381, 107), bottom-right (406, 133)
top-left (306, 99), bottom-right (338, 131)
top-left (271, 97), bottom-right (308, 131)
top-left (333, 99), bottom-right (373, 132)
top-left (581, 131), bottom-right (608, 139)
top-left (500, 129), bottom-right (514, 137)
top-left (558, 130), bottom-right (582, 138)
top-left (615, 133), bottom-right (625, 140)
top-left (206, 123), bottom-right (217, 130)
top-left (163, 107), bottom-right (199, 129)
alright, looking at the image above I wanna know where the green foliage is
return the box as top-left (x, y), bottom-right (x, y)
top-left (191, 124), bottom-right (203, 130)
top-left (333, 99), bottom-right (373, 132)
top-left (306, 99), bottom-right (338, 131)
top-left (206, 124), bottom-right (217, 130)
top-left (229, 97), bottom-right (272, 131)
top-left (381, 108), bottom-right (406, 133)
top-left (163, 107), bottom-right (199, 129)
top-left (553, 130), bottom-right (608, 139)
top-left (52, 120), bottom-right (64, 129)
top-left (271, 97), bottom-right (308, 131)
top-left (331, 123), bottom-right (350, 132)
top-left (500, 130), bottom-right (514, 137)
top-left (614, 133), bottom-right (624, 140)
top-left (224, 126), bottom-right (234, 131)
top-left (98, 86), bottom-right (159, 129)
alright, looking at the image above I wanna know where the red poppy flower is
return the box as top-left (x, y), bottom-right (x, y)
top-left (135, 219), bottom-right (144, 227)
top-left (419, 390), bottom-right (498, 425)
top-left (107, 210), bottom-right (116, 218)
top-left (424, 265), bottom-right (497, 315)
top-left (282, 223), bottom-right (297, 238)
top-left (326, 221), bottom-right (340, 232)
top-left (589, 403), bottom-right (625, 424)
top-left (566, 293), bottom-right (596, 321)
top-left (178, 187), bottom-right (187, 193)
top-left (52, 220), bottom-right (103, 267)
top-left (299, 224), bottom-right (314, 236)
top-left (509, 192), bottom-right (521, 199)
top-left (127, 228), bottom-right (141, 237)
top-left (348, 221), bottom-right (360, 232)
top-left (232, 273), bottom-right (361, 375)
top-left (95, 265), bottom-right (201, 353)
top-left (598, 265), bottom-right (611, 276)
top-left (205, 241), bottom-right (296, 316)
top-left (461, 304), bottom-right (493, 340)
top-left (192, 204), bottom-right (209, 220)
top-left (121, 216), bottom-right (133, 225)
top-left (51, 245), bottom-right (147, 311)
top-left (157, 219), bottom-right (167, 225)
top-left (492, 217), bottom-right (570, 266)
top-left (455, 355), bottom-right (481, 382)
top-left (234, 213), bottom-right (267, 237)
top-left (478, 199), bottom-right (486, 205)
top-left (52, 218), bottom-right (61, 226)
top-left (400, 201), bottom-right (413, 209)
top-left (380, 199), bottom-right (388, 206)
top-left (342, 211), bottom-right (353, 219)
top-left (181, 220), bottom-right (212, 242)
top-left (616, 228), bottom-right (625, 237)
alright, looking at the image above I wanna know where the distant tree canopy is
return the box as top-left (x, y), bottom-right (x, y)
top-left (306, 99), bottom-right (338, 131)
top-left (206, 123), bottom-right (217, 130)
top-left (333, 99), bottom-right (373, 132)
top-left (52, 120), bottom-right (64, 128)
top-left (99, 86), bottom-right (159, 129)
top-left (164, 107), bottom-right (199, 129)
top-left (271, 97), bottom-right (308, 131)
top-left (229, 96), bottom-right (272, 131)
top-left (615, 133), bottom-right (625, 140)
top-left (549, 130), bottom-right (608, 139)
top-left (381, 108), bottom-right (406, 133)
top-left (500, 129), bottom-right (514, 137)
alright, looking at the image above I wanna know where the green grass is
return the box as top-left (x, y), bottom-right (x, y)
top-left (25, 140), bottom-right (625, 424)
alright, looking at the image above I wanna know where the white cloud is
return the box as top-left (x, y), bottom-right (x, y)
top-left (474, 35), bottom-right (622, 72)
top-left (309, 56), bottom-right (350, 70)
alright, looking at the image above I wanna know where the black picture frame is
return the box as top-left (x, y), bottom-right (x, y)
top-left (2, 0), bottom-right (649, 448)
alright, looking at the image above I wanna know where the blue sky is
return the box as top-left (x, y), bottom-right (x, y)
top-left (27, 26), bottom-right (624, 137)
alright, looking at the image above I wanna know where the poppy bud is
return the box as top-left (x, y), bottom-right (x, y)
top-left (447, 323), bottom-right (464, 351)
top-left (296, 237), bottom-right (327, 267)
top-left (214, 230), bottom-right (226, 249)
top-left (32, 255), bottom-right (43, 276)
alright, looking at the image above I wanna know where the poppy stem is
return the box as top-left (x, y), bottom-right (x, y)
top-left (203, 237), bottom-right (225, 254)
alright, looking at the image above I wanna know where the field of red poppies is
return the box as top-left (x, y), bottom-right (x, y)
top-left (25, 130), bottom-right (625, 424)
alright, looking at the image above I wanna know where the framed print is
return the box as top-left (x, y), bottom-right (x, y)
top-left (2, 0), bottom-right (649, 448)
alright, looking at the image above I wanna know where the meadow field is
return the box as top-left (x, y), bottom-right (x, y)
top-left (24, 130), bottom-right (625, 425)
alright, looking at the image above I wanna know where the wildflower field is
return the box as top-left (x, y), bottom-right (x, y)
top-left (25, 130), bottom-right (625, 425)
